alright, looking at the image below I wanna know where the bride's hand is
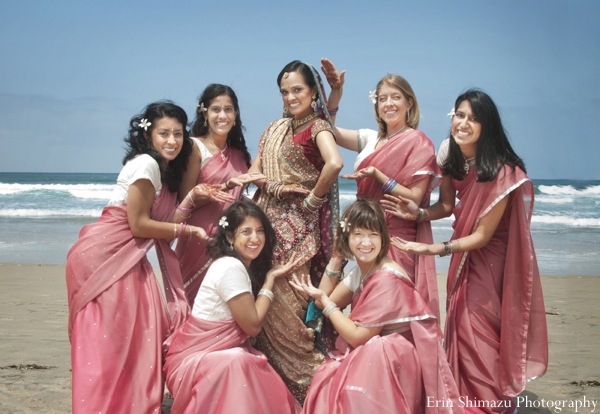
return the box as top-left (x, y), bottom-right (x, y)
top-left (320, 58), bottom-right (346, 90)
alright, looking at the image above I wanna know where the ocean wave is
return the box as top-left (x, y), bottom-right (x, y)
top-left (0, 209), bottom-right (101, 218)
top-left (0, 182), bottom-right (115, 197)
top-left (536, 196), bottom-right (573, 204)
top-left (532, 215), bottom-right (600, 227)
top-left (538, 184), bottom-right (600, 197)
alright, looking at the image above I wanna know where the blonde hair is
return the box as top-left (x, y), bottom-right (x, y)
top-left (373, 74), bottom-right (420, 137)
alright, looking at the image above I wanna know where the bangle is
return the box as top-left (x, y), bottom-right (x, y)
top-left (439, 241), bottom-right (454, 257)
top-left (381, 177), bottom-right (398, 194)
top-left (302, 191), bottom-right (327, 213)
top-left (327, 106), bottom-right (339, 116)
top-left (175, 209), bottom-right (192, 219)
top-left (185, 192), bottom-right (196, 208)
top-left (258, 288), bottom-right (274, 302)
top-left (225, 180), bottom-right (233, 189)
top-left (173, 223), bottom-right (177, 240)
top-left (323, 302), bottom-right (339, 318)
top-left (416, 208), bottom-right (425, 222)
top-left (324, 267), bottom-right (342, 278)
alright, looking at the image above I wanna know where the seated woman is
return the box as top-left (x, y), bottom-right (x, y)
top-left (164, 201), bottom-right (302, 414)
top-left (291, 198), bottom-right (461, 414)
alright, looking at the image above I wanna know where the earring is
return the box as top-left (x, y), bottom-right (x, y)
top-left (406, 109), bottom-right (410, 119)
top-left (283, 105), bottom-right (290, 116)
top-left (203, 118), bottom-right (207, 127)
top-left (233, 120), bottom-right (236, 126)
top-left (311, 93), bottom-right (317, 109)
top-left (229, 243), bottom-right (234, 250)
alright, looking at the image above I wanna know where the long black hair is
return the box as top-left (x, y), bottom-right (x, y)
top-left (206, 201), bottom-right (278, 296)
top-left (123, 101), bottom-right (192, 192)
top-left (443, 89), bottom-right (526, 182)
top-left (190, 84), bottom-right (251, 168)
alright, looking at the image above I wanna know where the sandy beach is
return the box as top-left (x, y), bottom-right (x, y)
top-left (0, 264), bottom-right (598, 413)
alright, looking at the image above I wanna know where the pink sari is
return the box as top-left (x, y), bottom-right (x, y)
top-left (356, 130), bottom-right (441, 319)
top-left (303, 268), bottom-right (462, 414)
top-left (66, 188), bottom-right (189, 414)
top-left (444, 166), bottom-right (548, 412)
top-left (176, 146), bottom-right (248, 305)
top-left (164, 316), bottom-right (301, 414)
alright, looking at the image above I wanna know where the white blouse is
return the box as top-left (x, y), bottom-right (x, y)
top-left (354, 128), bottom-right (379, 171)
top-left (191, 137), bottom-right (214, 169)
top-left (192, 257), bottom-right (253, 321)
top-left (108, 154), bottom-right (162, 206)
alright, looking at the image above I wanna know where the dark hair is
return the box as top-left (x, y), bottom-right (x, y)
top-left (277, 60), bottom-right (317, 90)
top-left (207, 201), bottom-right (277, 296)
top-left (123, 101), bottom-right (192, 193)
top-left (443, 89), bottom-right (526, 182)
top-left (373, 74), bottom-right (420, 135)
top-left (334, 197), bottom-right (390, 263)
top-left (190, 84), bottom-right (251, 168)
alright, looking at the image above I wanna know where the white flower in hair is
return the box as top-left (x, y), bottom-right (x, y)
top-left (447, 107), bottom-right (455, 117)
top-left (339, 219), bottom-right (351, 233)
top-left (369, 91), bottom-right (377, 105)
top-left (219, 216), bottom-right (229, 228)
top-left (139, 118), bottom-right (151, 131)
top-left (198, 102), bottom-right (207, 112)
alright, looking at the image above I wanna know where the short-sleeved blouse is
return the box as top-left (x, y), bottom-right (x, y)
top-left (108, 154), bottom-right (162, 205)
top-left (191, 256), bottom-right (252, 321)
top-left (354, 128), bottom-right (379, 171)
top-left (191, 137), bottom-right (214, 169)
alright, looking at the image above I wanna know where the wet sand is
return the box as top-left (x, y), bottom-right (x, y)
top-left (0, 264), bottom-right (598, 413)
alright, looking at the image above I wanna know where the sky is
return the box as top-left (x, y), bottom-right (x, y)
top-left (0, 0), bottom-right (598, 179)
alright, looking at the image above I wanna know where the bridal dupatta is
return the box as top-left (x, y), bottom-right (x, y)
top-left (176, 145), bottom-right (248, 305)
top-left (164, 316), bottom-right (300, 414)
top-left (444, 165), bottom-right (548, 409)
top-left (356, 130), bottom-right (441, 319)
top-left (66, 188), bottom-right (189, 414)
top-left (303, 269), bottom-right (462, 414)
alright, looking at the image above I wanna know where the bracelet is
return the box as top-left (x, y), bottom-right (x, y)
top-left (175, 209), bottom-right (192, 219)
top-left (439, 241), bottom-right (454, 257)
top-left (381, 177), bottom-right (398, 194)
top-left (173, 223), bottom-right (177, 240)
top-left (324, 267), bottom-right (342, 278)
top-left (185, 192), bottom-right (196, 208)
top-left (303, 191), bottom-right (327, 213)
top-left (323, 302), bottom-right (339, 318)
top-left (327, 106), bottom-right (339, 116)
top-left (177, 223), bottom-right (187, 238)
top-left (258, 288), bottom-right (274, 302)
top-left (416, 208), bottom-right (425, 222)
top-left (224, 180), bottom-right (233, 189)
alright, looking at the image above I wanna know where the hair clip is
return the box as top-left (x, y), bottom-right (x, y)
top-left (198, 102), bottom-right (207, 112)
top-left (369, 91), bottom-right (377, 104)
top-left (219, 216), bottom-right (229, 228)
top-left (139, 118), bottom-right (151, 131)
top-left (339, 219), bottom-right (351, 233)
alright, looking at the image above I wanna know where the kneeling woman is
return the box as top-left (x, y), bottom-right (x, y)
top-left (164, 201), bottom-right (301, 414)
top-left (291, 198), bottom-right (461, 414)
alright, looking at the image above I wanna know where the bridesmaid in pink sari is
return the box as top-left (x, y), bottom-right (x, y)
top-left (291, 198), bottom-right (462, 414)
top-left (177, 84), bottom-right (265, 305)
top-left (322, 59), bottom-right (442, 319)
top-left (66, 102), bottom-right (214, 413)
top-left (164, 201), bottom-right (301, 414)
top-left (391, 90), bottom-right (548, 413)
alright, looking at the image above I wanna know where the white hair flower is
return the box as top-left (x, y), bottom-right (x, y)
top-left (339, 219), bottom-right (351, 233)
top-left (219, 216), bottom-right (229, 228)
top-left (447, 107), bottom-right (455, 117)
top-left (369, 91), bottom-right (377, 105)
top-left (198, 102), bottom-right (207, 112)
top-left (139, 118), bottom-right (151, 131)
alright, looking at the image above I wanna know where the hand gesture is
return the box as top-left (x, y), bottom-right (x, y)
top-left (281, 184), bottom-right (310, 199)
top-left (381, 194), bottom-right (419, 221)
top-left (191, 183), bottom-right (235, 204)
top-left (266, 252), bottom-right (303, 280)
top-left (341, 166), bottom-right (379, 181)
top-left (189, 226), bottom-right (211, 244)
top-left (320, 58), bottom-right (346, 90)
top-left (289, 273), bottom-right (325, 301)
top-left (226, 172), bottom-right (266, 189)
top-left (391, 237), bottom-right (431, 255)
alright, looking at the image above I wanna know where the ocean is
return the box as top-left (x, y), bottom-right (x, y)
top-left (1, 172), bottom-right (599, 276)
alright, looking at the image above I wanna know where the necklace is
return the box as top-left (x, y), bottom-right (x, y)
top-left (358, 261), bottom-right (378, 290)
top-left (463, 156), bottom-right (475, 174)
top-left (377, 124), bottom-right (408, 147)
top-left (292, 112), bottom-right (319, 130)
top-left (208, 135), bottom-right (228, 161)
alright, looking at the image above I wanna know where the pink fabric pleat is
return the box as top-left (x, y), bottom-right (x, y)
top-left (66, 189), bottom-right (190, 414)
top-left (176, 147), bottom-right (248, 305)
top-left (356, 130), bottom-right (442, 319)
top-left (444, 166), bottom-right (548, 412)
top-left (303, 269), bottom-right (462, 414)
top-left (164, 316), bottom-right (301, 414)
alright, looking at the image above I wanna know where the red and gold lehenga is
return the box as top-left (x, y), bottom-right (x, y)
top-left (253, 117), bottom-right (339, 402)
